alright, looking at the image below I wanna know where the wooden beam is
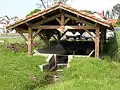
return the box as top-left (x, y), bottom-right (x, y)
top-left (85, 29), bottom-right (96, 42)
top-left (16, 28), bottom-right (28, 42)
top-left (60, 30), bottom-right (68, 39)
top-left (28, 27), bottom-right (33, 56)
top-left (16, 28), bottom-right (28, 33)
top-left (7, 6), bottom-right (60, 30)
top-left (56, 18), bottom-right (61, 24)
top-left (32, 29), bottom-right (42, 40)
top-left (95, 27), bottom-right (100, 58)
top-left (32, 14), bottom-right (61, 27)
top-left (41, 16), bottom-right (47, 19)
top-left (60, 6), bottom-right (110, 27)
top-left (65, 14), bottom-right (94, 26)
top-left (100, 27), bottom-right (106, 56)
top-left (65, 18), bottom-right (70, 24)
top-left (38, 33), bottom-right (46, 41)
top-left (52, 35), bottom-right (58, 41)
top-left (60, 14), bottom-right (65, 32)
top-left (19, 32), bottom-right (28, 41)
top-left (32, 25), bottom-right (97, 30)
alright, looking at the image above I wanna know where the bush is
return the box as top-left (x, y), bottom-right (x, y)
top-left (104, 31), bottom-right (120, 61)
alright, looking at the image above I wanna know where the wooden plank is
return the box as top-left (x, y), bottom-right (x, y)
top-left (28, 27), bottom-right (33, 56)
top-left (19, 32), bottom-right (28, 41)
top-left (65, 18), bottom-right (70, 24)
top-left (61, 15), bottom-right (65, 25)
top-left (16, 28), bottom-right (28, 41)
top-left (60, 14), bottom-right (65, 32)
top-left (32, 25), bottom-right (97, 30)
top-left (42, 16), bottom-right (47, 19)
top-left (65, 14), bottom-right (94, 26)
top-left (60, 6), bottom-right (110, 27)
top-left (85, 29), bottom-right (96, 42)
top-left (56, 18), bottom-right (61, 24)
top-left (95, 27), bottom-right (100, 58)
top-left (7, 6), bottom-right (60, 30)
top-left (38, 33), bottom-right (46, 41)
top-left (100, 27), bottom-right (106, 56)
top-left (32, 14), bottom-right (61, 27)
top-left (32, 29), bottom-right (42, 40)
top-left (16, 28), bottom-right (28, 33)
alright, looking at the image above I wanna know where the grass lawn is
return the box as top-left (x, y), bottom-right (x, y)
top-left (36, 57), bottom-right (120, 90)
top-left (0, 38), bottom-right (46, 90)
top-left (0, 31), bottom-right (120, 90)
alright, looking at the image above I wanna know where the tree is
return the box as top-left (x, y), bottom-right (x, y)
top-left (37, 0), bottom-right (71, 9)
top-left (105, 10), bottom-right (110, 19)
top-left (82, 10), bottom-right (92, 14)
top-left (26, 9), bottom-right (41, 16)
top-left (112, 4), bottom-right (120, 19)
top-left (0, 16), bottom-right (19, 35)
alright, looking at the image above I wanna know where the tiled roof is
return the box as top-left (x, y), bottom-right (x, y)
top-left (108, 19), bottom-right (118, 25)
top-left (7, 3), bottom-right (113, 29)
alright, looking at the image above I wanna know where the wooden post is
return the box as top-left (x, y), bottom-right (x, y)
top-left (45, 32), bottom-right (50, 47)
top-left (60, 14), bottom-right (65, 33)
top-left (28, 27), bottom-right (33, 56)
top-left (95, 27), bottom-right (100, 58)
top-left (100, 27), bottom-right (106, 56)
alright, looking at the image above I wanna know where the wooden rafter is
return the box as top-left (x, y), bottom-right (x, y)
top-left (32, 25), bottom-right (97, 30)
top-left (41, 16), bottom-right (47, 19)
top-left (65, 18), bottom-right (70, 24)
top-left (32, 29), bottom-right (42, 40)
top-left (32, 14), bottom-right (61, 27)
top-left (19, 32), bottom-right (28, 41)
top-left (65, 14), bottom-right (94, 26)
top-left (60, 30), bottom-right (68, 39)
top-left (85, 29), bottom-right (96, 42)
top-left (52, 35), bottom-right (58, 41)
top-left (60, 14), bottom-right (65, 32)
top-left (16, 28), bottom-right (28, 33)
top-left (60, 6), bottom-right (111, 27)
top-left (16, 28), bottom-right (28, 41)
top-left (38, 33), bottom-right (46, 41)
top-left (56, 18), bottom-right (61, 24)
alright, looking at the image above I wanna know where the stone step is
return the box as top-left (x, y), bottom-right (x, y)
top-left (56, 69), bottom-right (63, 72)
top-left (57, 63), bottom-right (68, 66)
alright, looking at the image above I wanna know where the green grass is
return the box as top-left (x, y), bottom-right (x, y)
top-left (1, 31), bottom-right (120, 90)
top-left (104, 31), bottom-right (120, 61)
top-left (0, 38), bottom-right (47, 90)
top-left (36, 57), bottom-right (120, 90)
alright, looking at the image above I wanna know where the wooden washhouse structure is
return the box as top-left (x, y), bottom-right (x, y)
top-left (6, 3), bottom-right (114, 58)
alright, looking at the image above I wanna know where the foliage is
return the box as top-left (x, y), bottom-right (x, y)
top-left (1, 30), bottom-right (120, 89)
top-left (0, 16), bottom-right (19, 34)
top-left (0, 45), bottom-right (47, 90)
top-left (35, 57), bottom-right (120, 90)
top-left (112, 4), bottom-right (120, 19)
top-left (0, 37), bottom-right (45, 53)
top-left (26, 9), bottom-right (41, 16)
top-left (82, 10), bottom-right (93, 14)
top-left (115, 20), bottom-right (120, 27)
top-left (104, 31), bottom-right (120, 61)
top-left (37, 0), bottom-right (71, 9)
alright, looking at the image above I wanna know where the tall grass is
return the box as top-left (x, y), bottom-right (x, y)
top-left (104, 31), bottom-right (120, 61)
top-left (36, 57), bottom-right (120, 90)
top-left (1, 31), bottom-right (120, 90)
top-left (0, 38), bottom-right (48, 90)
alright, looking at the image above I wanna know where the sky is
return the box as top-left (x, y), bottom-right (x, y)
top-left (0, 0), bottom-right (120, 19)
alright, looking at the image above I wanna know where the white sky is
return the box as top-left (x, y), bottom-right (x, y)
top-left (70, 0), bottom-right (120, 12)
top-left (0, 0), bottom-right (120, 18)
